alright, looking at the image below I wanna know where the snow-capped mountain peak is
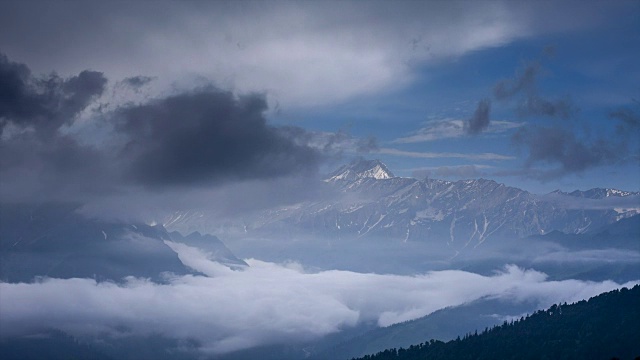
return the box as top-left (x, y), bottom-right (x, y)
top-left (552, 188), bottom-right (639, 199)
top-left (164, 160), bottom-right (639, 257)
top-left (325, 159), bottom-right (394, 182)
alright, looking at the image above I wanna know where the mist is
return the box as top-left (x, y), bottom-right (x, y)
top-left (1, 242), bottom-right (636, 356)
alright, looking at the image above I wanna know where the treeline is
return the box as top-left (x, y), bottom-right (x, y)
top-left (352, 285), bottom-right (640, 360)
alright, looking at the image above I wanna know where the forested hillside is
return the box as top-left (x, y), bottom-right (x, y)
top-left (352, 285), bottom-right (640, 360)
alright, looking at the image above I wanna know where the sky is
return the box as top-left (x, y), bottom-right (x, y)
top-left (1, 2), bottom-right (639, 355)
top-left (1, 0), bottom-right (639, 211)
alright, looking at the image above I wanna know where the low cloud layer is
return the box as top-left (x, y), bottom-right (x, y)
top-left (0, 243), bottom-right (636, 355)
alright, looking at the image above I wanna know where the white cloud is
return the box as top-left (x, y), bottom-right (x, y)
top-left (411, 164), bottom-right (493, 179)
top-left (378, 147), bottom-right (515, 161)
top-left (0, 243), bottom-right (636, 355)
top-left (393, 119), bottom-right (524, 144)
top-left (0, 1), bottom-right (565, 109)
top-left (533, 249), bottom-right (640, 264)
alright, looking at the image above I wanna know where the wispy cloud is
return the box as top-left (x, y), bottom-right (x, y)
top-left (532, 249), bottom-right (640, 264)
top-left (379, 148), bottom-right (515, 161)
top-left (411, 164), bottom-right (493, 179)
top-left (393, 119), bottom-right (523, 144)
top-left (494, 54), bottom-right (640, 179)
top-left (0, 1), bottom-right (624, 109)
top-left (494, 60), bottom-right (574, 119)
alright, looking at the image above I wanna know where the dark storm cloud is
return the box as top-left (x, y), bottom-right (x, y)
top-left (0, 52), bottom-right (107, 136)
top-left (0, 53), bottom-right (111, 200)
top-left (494, 61), bottom-right (573, 119)
top-left (465, 98), bottom-right (491, 134)
top-left (512, 126), bottom-right (618, 179)
top-left (0, 53), bottom-right (338, 207)
top-left (114, 88), bottom-right (322, 187)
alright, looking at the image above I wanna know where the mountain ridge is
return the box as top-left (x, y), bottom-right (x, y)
top-left (0, 202), bottom-right (245, 283)
top-left (163, 159), bottom-right (639, 257)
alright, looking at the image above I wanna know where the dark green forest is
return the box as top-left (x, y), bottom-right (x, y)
top-left (352, 285), bottom-right (640, 360)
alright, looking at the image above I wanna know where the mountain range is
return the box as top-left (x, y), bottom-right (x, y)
top-left (3, 159), bottom-right (637, 281)
top-left (1, 159), bottom-right (638, 360)
top-left (0, 202), bottom-right (245, 283)
top-left (163, 159), bottom-right (639, 259)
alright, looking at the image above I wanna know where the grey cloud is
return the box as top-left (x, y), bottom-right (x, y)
top-left (465, 98), bottom-right (491, 134)
top-left (494, 62), bottom-right (540, 100)
top-left (494, 61), bottom-right (573, 119)
top-left (539, 192), bottom-right (640, 210)
top-left (122, 75), bottom-right (154, 89)
top-left (0, 132), bottom-right (113, 202)
top-left (393, 119), bottom-right (464, 143)
top-left (517, 96), bottom-right (572, 119)
top-left (609, 104), bottom-right (640, 162)
top-left (356, 135), bottom-right (379, 153)
top-left (1, 244), bottom-right (635, 355)
top-left (78, 176), bottom-right (340, 223)
top-left (610, 105), bottom-right (640, 134)
top-left (412, 165), bottom-right (488, 179)
top-left (280, 128), bottom-right (378, 156)
top-left (114, 88), bottom-right (322, 187)
top-left (323, 131), bottom-right (379, 154)
top-left (378, 147), bottom-right (514, 161)
top-left (541, 44), bottom-right (556, 58)
top-left (533, 249), bottom-right (640, 264)
top-left (512, 126), bottom-right (618, 179)
top-left (0, 53), bottom-right (338, 207)
top-left (0, 52), bottom-right (107, 137)
top-left (0, 53), bottom-right (111, 201)
top-left (495, 56), bottom-right (639, 178)
top-left (4, 1), bottom-right (625, 109)
top-left (394, 119), bottom-right (522, 143)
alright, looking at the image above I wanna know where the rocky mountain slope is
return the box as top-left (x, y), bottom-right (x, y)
top-left (164, 159), bottom-right (639, 257)
top-left (0, 202), bottom-right (245, 283)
